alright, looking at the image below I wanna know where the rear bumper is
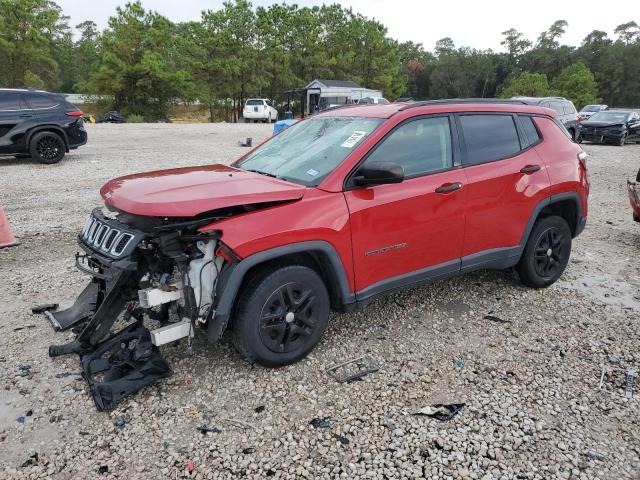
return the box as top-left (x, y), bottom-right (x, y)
top-left (628, 180), bottom-right (640, 221)
top-left (243, 111), bottom-right (269, 120)
top-left (68, 128), bottom-right (88, 150)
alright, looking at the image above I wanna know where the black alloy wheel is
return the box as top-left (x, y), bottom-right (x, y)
top-left (232, 264), bottom-right (330, 367)
top-left (517, 215), bottom-right (572, 288)
top-left (30, 131), bottom-right (65, 164)
top-left (259, 282), bottom-right (318, 353)
top-left (532, 228), bottom-right (569, 279)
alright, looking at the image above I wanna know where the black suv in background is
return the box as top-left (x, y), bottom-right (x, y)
top-left (511, 96), bottom-right (580, 141)
top-left (0, 88), bottom-right (87, 164)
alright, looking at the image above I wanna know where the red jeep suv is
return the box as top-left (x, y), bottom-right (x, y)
top-left (48, 100), bottom-right (589, 370)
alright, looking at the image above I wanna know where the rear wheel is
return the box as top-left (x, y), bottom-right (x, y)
top-left (30, 131), bottom-right (65, 164)
top-left (516, 216), bottom-right (572, 288)
top-left (232, 264), bottom-right (330, 367)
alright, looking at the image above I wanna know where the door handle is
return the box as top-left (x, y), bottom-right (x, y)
top-left (19, 113), bottom-right (33, 118)
top-left (435, 182), bottom-right (463, 194)
top-left (520, 165), bottom-right (541, 174)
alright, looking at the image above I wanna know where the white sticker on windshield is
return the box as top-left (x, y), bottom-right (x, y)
top-left (341, 131), bottom-right (367, 148)
top-left (306, 168), bottom-right (319, 177)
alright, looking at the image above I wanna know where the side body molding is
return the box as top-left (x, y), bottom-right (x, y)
top-left (208, 240), bottom-right (354, 342)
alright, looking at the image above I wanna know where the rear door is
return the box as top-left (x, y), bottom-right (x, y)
top-left (0, 92), bottom-right (31, 153)
top-left (345, 115), bottom-right (468, 297)
top-left (456, 113), bottom-right (551, 270)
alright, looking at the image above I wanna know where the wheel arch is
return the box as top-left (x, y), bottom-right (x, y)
top-left (26, 125), bottom-right (70, 152)
top-left (520, 192), bottom-right (584, 248)
top-left (207, 241), bottom-right (354, 343)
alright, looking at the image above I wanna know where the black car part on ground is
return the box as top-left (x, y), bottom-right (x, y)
top-left (97, 111), bottom-right (126, 123)
top-left (80, 321), bottom-right (171, 411)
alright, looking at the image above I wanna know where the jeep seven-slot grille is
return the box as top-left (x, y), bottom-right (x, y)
top-left (80, 214), bottom-right (135, 257)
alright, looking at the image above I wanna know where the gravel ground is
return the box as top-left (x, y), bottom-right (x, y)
top-left (1, 123), bottom-right (639, 480)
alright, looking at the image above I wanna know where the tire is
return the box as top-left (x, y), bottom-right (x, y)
top-left (29, 131), bottom-right (65, 164)
top-left (568, 128), bottom-right (576, 141)
top-left (232, 264), bottom-right (330, 367)
top-left (576, 135), bottom-right (583, 144)
top-left (516, 215), bottom-right (572, 288)
top-left (617, 133), bottom-right (627, 146)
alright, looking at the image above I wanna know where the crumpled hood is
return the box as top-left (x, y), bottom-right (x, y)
top-left (100, 164), bottom-right (307, 217)
top-left (581, 121), bottom-right (623, 128)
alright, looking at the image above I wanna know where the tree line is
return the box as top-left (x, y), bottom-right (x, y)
top-left (1, 0), bottom-right (639, 121)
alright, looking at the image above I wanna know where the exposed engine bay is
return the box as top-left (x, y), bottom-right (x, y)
top-left (42, 206), bottom-right (238, 410)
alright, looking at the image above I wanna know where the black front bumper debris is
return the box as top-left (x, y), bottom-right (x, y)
top-left (81, 321), bottom-right (171, 411)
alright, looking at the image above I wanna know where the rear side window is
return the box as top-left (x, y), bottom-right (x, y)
top-left (25, 94), bottom-right (60, 109)
top-left (0, 93), bottom-right (22, 111)
top-left (550, 102), bottom-right (565, 115)
top-left (519, 116), bottom-right (541, 148)
top-left (459, 114), bottom-right (520, 165)
top-left (364, 117), bottom-right (453, 177)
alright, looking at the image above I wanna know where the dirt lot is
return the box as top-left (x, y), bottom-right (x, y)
top-left (1, 123), bottom-right (639, 479)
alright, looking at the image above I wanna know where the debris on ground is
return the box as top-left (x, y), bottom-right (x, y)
top-left (13, 324), bottom-right (36, 331)
top-left (625, 369), bottom-right (634, 398)
top-left (483, 314), bottom-right (511, 323)
top-left (187, 460), bottom-right (195, 473)
top-left (326, 355), bottom-right (379, 383)
top-left (411, 403), bottom-right (465, 421)
top-left (98, 465), bottom-right (109, 474)
top-left (454, 358), bottom-right (464, 369)
top-left (254, 405), bottom-right (265, 413)
top-left (238, 137), bottom-right (252, 147)
top-left (332, 434), bottom-right (349, 445)
top-left (31, 303), bottom-right (58, 314)
top-left (21, 453), bottom-right (39, 467)
top-left (242, 447), bottom-right (256, 454)
top-left (197, 426), bottom-right (221, 434)
top-left (309, 418), bottom-right (331, 429)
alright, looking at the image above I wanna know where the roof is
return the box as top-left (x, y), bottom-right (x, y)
top-left (310, 79), bottom-right (362, 89)
top-left (315, 100), bottom-right (556, 119)
top-left (511, 96), bottom-right (568, 105)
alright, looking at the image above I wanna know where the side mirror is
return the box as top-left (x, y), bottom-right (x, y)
top-left (353, 161), bottom-right (404, 187)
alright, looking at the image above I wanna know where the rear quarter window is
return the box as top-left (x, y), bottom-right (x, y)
top-left (25, 94), bottom-right (60, 109)
top-left (562, 102), bottom-right (576, 115)
top-left (459, 114), bottom-right (521, 165)
top-left (519, 116), bottom-right (542, 148)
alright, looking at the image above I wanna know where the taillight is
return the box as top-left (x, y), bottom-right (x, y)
top-left (65, 111), bottom-right (83, 117)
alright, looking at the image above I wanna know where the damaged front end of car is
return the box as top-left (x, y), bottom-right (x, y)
top-left (43, 207), bottom-right (237, 410)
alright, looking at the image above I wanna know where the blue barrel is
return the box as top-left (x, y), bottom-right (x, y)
top-left (272, 119), bottom-right (298, 135)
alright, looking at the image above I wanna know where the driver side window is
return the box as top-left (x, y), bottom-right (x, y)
top-left (363, 117), bottom-right (453, 177)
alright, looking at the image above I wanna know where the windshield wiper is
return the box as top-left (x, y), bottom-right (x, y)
top-left (244, 169), bottom-right (279, 179)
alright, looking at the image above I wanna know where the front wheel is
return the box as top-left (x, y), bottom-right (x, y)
top-left (516, 216), bottom-right (572, 288)
top-left (30, 131), bottom-right (65, 164)
top-left (617, 133), bottom-right (627, 146)
top-left (232, 264), bottom-right (330, 367)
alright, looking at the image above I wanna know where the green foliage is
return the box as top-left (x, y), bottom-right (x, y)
top-left (126, 113), bottom-right (144, 123)
top-left (87, 1), bottom-right (191, 121)
top-left (552, 63), bottom-right (599, 108)
top-left (0, 0), bottom-right (68, 88)
top-left (500, 72), bottom-right (553, 98)
top-left (1, 1), bottom-right (639, 119)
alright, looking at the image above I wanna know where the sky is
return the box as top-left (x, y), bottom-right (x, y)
top-left (55, 0), bottom-right (637, 51)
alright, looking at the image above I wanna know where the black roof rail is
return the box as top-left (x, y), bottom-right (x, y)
top-left (398, 98), bottom-right (529, 111)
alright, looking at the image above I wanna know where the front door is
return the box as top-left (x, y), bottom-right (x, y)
top-left (344, 115), bottom-right (467, 299)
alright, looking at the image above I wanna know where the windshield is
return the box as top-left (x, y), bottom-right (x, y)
top-left (582, 105), bottom-right (601, 112)
top-left (589, 112), bottom-right (630, 123)
top-left (237, 116), bottom-right (383, 186)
